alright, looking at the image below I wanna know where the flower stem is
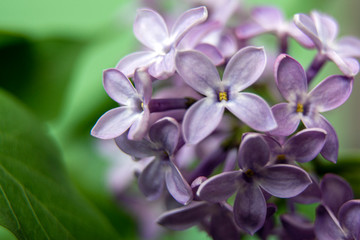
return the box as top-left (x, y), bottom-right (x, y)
top-left (279, 34), bottom-right (288, 54)
top-left (148, 97), bottom-right (196, 113)
top-left (306, 53), bottom-right (327, 84)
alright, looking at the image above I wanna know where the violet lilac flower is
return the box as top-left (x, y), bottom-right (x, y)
top-left (116, 6), bottom-right (208, 79)
top-left (269, 54), bottom-right (353, 163)
top-left (197, 133), bottom-right (311, 235)
top-left (294, 11), bottom-right (360, 77)
top-left (115, 117), bottom-right (193, 205)
top-left (91, 68), bottom-right (152, 140)
top-left (175, 46), bottom-right (277, 144)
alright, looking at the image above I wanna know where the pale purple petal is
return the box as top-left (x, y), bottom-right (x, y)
top-left (171, 6), bottom-right (208, 46)
top-left (252, 6), bottom-right (284, 30)
top-left (133, 69), bottom-right (152, 104)
top-left (128, 109), bottom-right (150, 140)
top-left (217, 32), bottom-right (238, 58)
top-left (288, 21), bottom-right (315, 48)
top-left (338, 200), bottom-right (360, 239)
top-left (336, 36), bottom-right (360, 57)
top-left (175, 50), bottom-right (221, 96)
top-left (197, 171), bottom-right (240, 202)
top-left (274, 54), bottom-right (307, 101)
top-left (308, 75), bottom-right (353, 112)
top-left (302, 114), bottom-right (338, 163)
top-left (134, 9), bottom-right (168, 51)
top-left (148, 49), bottom-right (176, 79)
top-left (314, 205), bottom-right (345, 240)
top-left (164, 161), bottom-right (193, 205)
top-left (103, 68), bottom-right (137, 105)
top-left (327, 51), bottom-right (359, 76)
top-left (91, 107), bottom-right (139, 139)
top-left (284, 128), bottom-right (326, 163)
top-left (320, 174), bottom-right (353, 215)
top-left (149, 117), bottom-right (179, 155)
top-left (294, 13), bottom-right (322, 49)
top-left (238, 133), bottom-right (270, 170)
top-left (222, 46), bottom-right (266, 92)
top-left (226, 92), bottom-right (277, 132)
top-left (156, 202), bottom-right (211, 230)
top-left (138, 159), bottom-right (165, 200)
top-left (258, 164), bottom-right (311, 198)
top-left (233, 182), bottom-right (266, 235)
top-left (311, 11), bottom-right (338, 44)
top-left (194, 43), bottom-right (225, 66)
top-left (115, 132), bottom-right (156, 159)
top-left (116, 51), bottom-right (156, 77)
top-left (235, 22), bottom-right (266, 40)
top-left (268, 103), bottom-right (300, 136)
top-left (182, 98), bottom-right (225, 144)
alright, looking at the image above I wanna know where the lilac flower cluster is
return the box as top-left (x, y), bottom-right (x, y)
top-left (92, 2), bottom-right (360, 239)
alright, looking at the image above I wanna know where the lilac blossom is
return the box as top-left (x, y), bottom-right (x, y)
top-left (91, 68), bottom-right (152, 140)
top-left (269, 54), bottom-right (353, 163)
top-left (197, 133), bottom-right (311, 235)
top-left (175, 46), bottom-right (277, 144)
top-left (116, 7), bottom-right (208, 79)
top-left (115, 117), bottom-right (193, 205)
top-left (294, 11), bottom-right (360, 77)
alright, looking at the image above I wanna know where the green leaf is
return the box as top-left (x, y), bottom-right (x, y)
top-left (0, 89), bottom-right (121, 240)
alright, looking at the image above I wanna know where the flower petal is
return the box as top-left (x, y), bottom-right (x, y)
top-left (128, 108), bottom-right (150, 140)
top-left (274, 54), bottom-right (307, 101)
top-left (210, 208), bottom-right (240, 240)
top-left (116, 51), bottom-right (156, 77)
top-left (252, 6), bottom-right (284, 31)
top-left (293, 13), bottom-right (322, 49)
top-left (194, 43), bottom-right (225, 66)
top-left (291, 175), bottom-right (321, 204)
top-left (182, 98), bottom-right (224, 144)
top-left (156, 202), bottom-right (211, 230)
top-left (149, 117), bottom-right (180, 155)
top-left (91, 107), bottom-right (139, 139)
top-left (327, 51), bottom-right (359, 76)
top-left (103, 68), bottom-right (137, 105)
top-left (308, 75), bottom-right (353, 112)
top-left (197, 171), bottom-right (240, 202)
top-left (133, 69), bottom-right (153, 104)
top-left (233, 182), bottom-right (266, 235)
top-left (288, 21), bottom-right (316, 49)
top-left (284, 128), bottom-right (326, 163)
top-left (222, 46), bottom-right (266, 92)
top-left (258, 164), bottom-right (312, 198)
top-left (314, 205), bottom-right (346, 240)
top-left (148, 48), bottom-right (176, 79)
top-left (138, 159), bottom-right (165, 200)
top-left (302, 114), bottom-right (338, 163)
top-left (164, 161), bottom-right (193, 205)
top-left (235, 22), bottom-right (266, 40)
top-left (281, 214), bottom-right (315, 240)
top-left (320, 174), bottom-right (353, 216)
top-left (226, 92), bottom-right (277, 132)
top-left (115, 131), bottom-right (156, 159)
top-left (268, 103), bottom-right (300, 136)
top-left (134, 9), bottom-right (168, 51)
top-left (311, 11), bottom-right (338, 44)
top-left (175, 50), bottom-right (221, 96)
top-left (336, 36), bottom-right (360, 57)
top-left (338, 200), bottom-right (360, 240)
top-left (238, 133), bottom-right (270, 170)
top-left (171, 6), bottom-right (208, 46)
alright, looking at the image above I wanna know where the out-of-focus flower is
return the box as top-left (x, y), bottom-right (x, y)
top-left (175, 46), bottom-right (277, 144)
top-left (269, 54), bottom-right (353, 162)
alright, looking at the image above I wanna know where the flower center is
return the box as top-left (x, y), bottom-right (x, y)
top-left (218, 91), bottom-right (228, 101)
top-left (141, 102), bottom-right (144, 110)
top-left (245, 169), bottom-right (254, 178)
top-left (296, 103), bottom-right (304, 113)
top-left (276, 154), bottom-right (287, 163)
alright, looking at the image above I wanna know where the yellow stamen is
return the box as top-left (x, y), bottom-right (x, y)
top-left (245, 169), bottom-right (254, 177)
top-left (218, 92), bottom-right (228, 101)
top-left (141, 102), bottom-right (144, 109)
top-left (277, 154), bottom-right (286, 161)
top-left (296, 103), bottom-right (303, 113)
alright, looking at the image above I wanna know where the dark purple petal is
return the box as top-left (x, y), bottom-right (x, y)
top-left (314, 205), bottom-right (345, 240)
top-left (268, 103), bottom-right (300, 136)
top-left (281, 214), bottom-right (315, 240)
top-left (182, 98), bottom-right (225, 144)
top-left (238, 133), bottom-right (270, 170)
top-left (197, 171), bottom-right (240, 202)
top-left (134, 9), bottom-right (168, 50)
top-left (252, 6), bottom-right (284, 30)
top-left (194, 43), bottom-right (225, 66)
top-left (138, 159), bottom-right (165, 200)
top-left (274, 54), bottom-right (307, 101)
top-left (338, 200), bottom-right (360, 240)
top-left (336, 36), bottom-right (360, 57)
top-left (164, 161), bottom-right (193, 205)
top-left (171, 6), bottom-right (208, 46)
top-left (293, 13), bottom-right (323, 49)
top-left (308, 75), bottom-right (353, 112)
top-left (320, 174), bottom-right (353, 215)
top-left (258, 164), bottom-right (312, 198)
top-left (233, 182), bottom-right (266, 235)
top-left (302, 114), bottom-right (338, 163)
top-left (175, 50), bottom-right (221, 96)
top-left (149, 117), bottom-right (179, 155)
top-left (291, 175), bottom-right (321, 204)
top-left (222, 46), bottom-right (266, 92)
top-left (116, 51), bottom-right (156, 77)
top-left (115, 132), bottom-right (156, 159)
top-left (284, 128), bottom-right (326, 163)
top-left (156, 202), bottom-right (211, 230)
top-left (133, 69), bottom-right (153, 104)
top-left (210, 208), bottom-right (240, 240)
top-left (91, 107), bottom-right (139, 139)
top-left (103, 68), bottom-right (137, 105)
top-left (128, 109), bottom-right (150, 140)
top-left (226, 92), bottom-right (277, 132)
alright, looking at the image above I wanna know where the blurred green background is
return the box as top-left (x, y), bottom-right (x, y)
top-left (0, 0), bottom-right (359, 239)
